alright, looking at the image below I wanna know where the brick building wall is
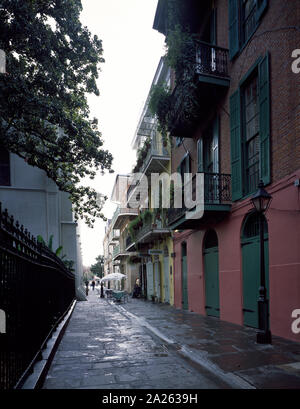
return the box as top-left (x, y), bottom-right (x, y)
top-left (171, 0), bottom-right (300, 184)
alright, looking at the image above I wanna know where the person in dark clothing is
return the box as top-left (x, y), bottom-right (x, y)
top-left (100, 282), bottom-right (104, 298)
top-left (132, 278), bottom-right (141, 298)
top-left (91, 280), bottom-right (95, 291)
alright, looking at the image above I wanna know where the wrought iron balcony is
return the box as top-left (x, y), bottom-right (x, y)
top-left (140, 138), bottom-right (170, 176)
top-left (169, 40), bottom-right (230, 138)
top-left (128, 212), bottom-right (171, 247)
top-left (109, 229), bottom-right (120, 245)
top-left (127, 138), bottom-right (170, 204)
top-left (111, 207), bottom-right (139, 230)
top-left (194, 40), bottom-right (229, 80)
top-left (167, 173), bottom-right (232, 229)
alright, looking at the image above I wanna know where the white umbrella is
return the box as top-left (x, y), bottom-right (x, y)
top-left (100, 272), bottom-right (126, 282)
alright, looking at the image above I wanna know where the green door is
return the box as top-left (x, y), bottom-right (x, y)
top-left (204, 230), bottom-right (220, 318)
top-left (181, 243), bottom-right (188, 310)
top-left (163, 256), bottom-right (170, 303)
top-left (204, 246), bottom-right (220, 318)
top-left (242, 213), bottom-right (269, 328)
top-left (146, 262), bottom-right (154, 301)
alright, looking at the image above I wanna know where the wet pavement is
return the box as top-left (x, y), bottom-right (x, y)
top-left (42, 292), bottom-right (300, 389)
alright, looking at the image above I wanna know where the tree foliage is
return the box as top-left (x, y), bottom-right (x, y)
top-left (90, 254), bottom-right (104, 278)
top-left (0, 0), bottom-right (113, 226)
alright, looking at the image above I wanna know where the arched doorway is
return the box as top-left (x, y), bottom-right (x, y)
top-left (204, 230), bottom-right (220, 318)
top-left (241, 212), bottom-right (269, 328)
top-left (163, 246), bottom-right (170, 303)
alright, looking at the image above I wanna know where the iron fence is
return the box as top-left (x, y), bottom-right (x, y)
top-left (0, 203), bottom-right (75, 389)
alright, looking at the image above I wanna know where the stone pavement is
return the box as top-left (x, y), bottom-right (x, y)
top-left (42, 292), bottom-right (230, 389)
top-left (42, 291), bottom-right (300, 389)
top-left (119, 297), bottom-right (300, 389)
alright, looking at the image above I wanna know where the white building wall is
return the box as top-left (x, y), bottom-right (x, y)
top-left (0, 153), bottom-right (85, 300)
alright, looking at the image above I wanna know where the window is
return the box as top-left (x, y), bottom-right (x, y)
top-left (197, 116), bottom-right (219, 174)
top-left (229, 0), bottom-right (268, 59)
top-left (0, 147), bottom-right (10, 186)
top-left (242, 0), bottom-right (257, 44)
top-left (243, 74), bottom-right (260, 194)
top-left (230, 54), bottom-right (270, 201)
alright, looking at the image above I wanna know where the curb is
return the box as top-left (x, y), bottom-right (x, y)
top-left (115, 303), bottom-right (256, 390)
top-left (21, 300), bottom-right (77, 389)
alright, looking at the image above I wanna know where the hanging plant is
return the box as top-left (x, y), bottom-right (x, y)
top-left (132, 136), bottom-right (151, 173)
top-left (148, 83), bottom-right (172, 142)
top-left (141, 209), bottom-right (153, 223)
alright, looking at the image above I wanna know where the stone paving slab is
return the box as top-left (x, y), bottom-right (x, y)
top-left (43, 293), bottom-right (229, 389)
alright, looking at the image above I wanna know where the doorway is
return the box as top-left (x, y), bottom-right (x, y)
top-left (204, 230), bottom-right (220, 318)
top-left (241, 212), bottom-right (269, 328)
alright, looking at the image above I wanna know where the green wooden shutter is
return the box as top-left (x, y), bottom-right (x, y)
top-left (210, 8), bottom-right (217, 45)
top-left (212, 116), bottom-right (219, 174)
top-left (230, 90), bottom-right (243, 201)
top-left (256, 0), bottom-right (268, 22)
top-left (259, 53), bottom-right (270, 186)
top-left (228, 0), bottom-right (239, 59)
top-left (197, 139), bottom-right (204, 172)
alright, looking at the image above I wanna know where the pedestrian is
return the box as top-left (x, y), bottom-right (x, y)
top-left (85, 280), bottom-right (89, 296)
top-left (91, 280), bottom-right (95, 291)
top-left (132, 278), bottom-right (141, 298)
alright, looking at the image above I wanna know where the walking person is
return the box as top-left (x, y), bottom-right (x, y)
top-left (85, 280), bottom-right (89, 296)
top-left (91, 280), bottom-right (95, 291)
top-left (100, 281), bottom-right (105, 298)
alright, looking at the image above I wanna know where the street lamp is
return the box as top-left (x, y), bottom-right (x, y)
top-left (250, 180), bottom-right (272, 344)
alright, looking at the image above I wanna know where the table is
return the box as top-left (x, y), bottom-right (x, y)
top-left (111, 290), bottom-right (128, 303)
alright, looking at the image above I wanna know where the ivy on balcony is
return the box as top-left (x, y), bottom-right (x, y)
top-left (132, 136), bottom-right (151, 173)
top-left (149, 24), bottom-right (202, 140)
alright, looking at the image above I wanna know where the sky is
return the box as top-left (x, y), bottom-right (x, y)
top-left (79, 0), bottom-right (165, 267)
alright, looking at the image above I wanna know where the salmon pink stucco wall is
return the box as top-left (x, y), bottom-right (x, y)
top-left (171, 171), bottom-right (300, 343)
top-left (266, 174), bottom-right (300, 342)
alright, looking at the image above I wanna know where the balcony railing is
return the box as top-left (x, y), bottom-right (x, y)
top-left (167, 173), bottom-right (231, 226)
top-left (127, 139), bottom-right (170, 203)
top-left (109, 229), bottom-right (120, 244)
top-left (169, 40), bottom-right (229, 138)
top-left (195, 40), bottom-right (229, 78)
top-left (130, 212), bottom-right (170, 245)
top-left (140, 139), bottom-right (170, 174)
top-left (111, 207), bottom-right (139, 230)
